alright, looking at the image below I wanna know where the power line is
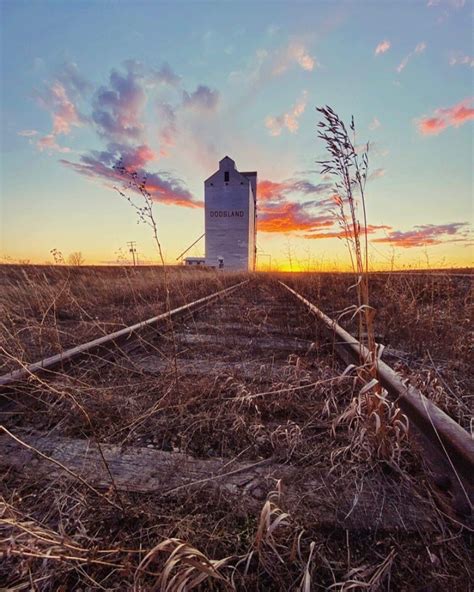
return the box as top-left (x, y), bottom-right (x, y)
top-left (176, 233), bottom-right (205, 261)
top-left (127, 241), bottom-right (137, 266)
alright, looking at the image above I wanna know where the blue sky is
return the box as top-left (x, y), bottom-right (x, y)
top-left (1, 0), bottom-right (472, 268)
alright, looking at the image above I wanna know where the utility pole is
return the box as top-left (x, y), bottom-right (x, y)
top-left (127, 241), bottom-right (137, 266)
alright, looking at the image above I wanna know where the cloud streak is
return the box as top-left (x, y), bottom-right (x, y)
top-left (372, 222), bottom-right (470, 247)
top-left (230, 40), bottom-right (317, 90)
top-left (60, 148), bottom-right (201, 208)
top-left (396, 42), bottom-right (426, 73)
top-left (449, 52), bottom-right (474, 67)
top-left (416, 97), bottom-right (474, 135)
top-left (18, 129), bottom-right (38, 137)
top-left (258, 177), bottom-right (332, 202)
top-left (303, 224), bottom-right (391, 240)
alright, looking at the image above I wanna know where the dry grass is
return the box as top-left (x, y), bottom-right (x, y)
top-left (0, 266), bottom-right (472, 590)
top-left (282, 271), bottom-right (473, 430)
top-left (0, 264), bottom-right (246, 373)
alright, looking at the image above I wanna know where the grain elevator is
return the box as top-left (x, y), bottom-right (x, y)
top-left (204, 156), bottom-right (257, 271)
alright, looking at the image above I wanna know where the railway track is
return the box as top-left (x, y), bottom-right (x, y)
top-left (1, 276), bottom-right (473, 589)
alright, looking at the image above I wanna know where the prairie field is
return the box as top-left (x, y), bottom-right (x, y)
top-left (0, 265), bottom-right (472, 591)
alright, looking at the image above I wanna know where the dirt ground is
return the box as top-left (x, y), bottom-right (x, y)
top-left (0, 267), bottom-right (472, 590)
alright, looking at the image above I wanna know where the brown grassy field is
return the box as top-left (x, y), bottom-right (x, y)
top-left (280, 271), bottom-right (473, 430)
top-left (0, 265), bottom-right (246, 373)
top-left (0, 265), bottom-right (472, 591)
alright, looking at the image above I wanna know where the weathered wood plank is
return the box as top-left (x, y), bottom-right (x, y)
top-left (1, 431), bottom-right (435, 532)
top-left (129, 356), bottom-right (316, 381)
top-left (171, 333), bottom-right (316, 352)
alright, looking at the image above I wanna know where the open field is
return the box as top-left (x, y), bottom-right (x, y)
top-left (0, 266), bottom-right (472, 590)
top-left (0, 265), bottom-right (246, 373)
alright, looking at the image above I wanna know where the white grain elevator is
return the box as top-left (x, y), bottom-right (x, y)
top-left (204, 156), bottom-right (257, 271)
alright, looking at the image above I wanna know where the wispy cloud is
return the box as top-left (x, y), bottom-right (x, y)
top-left (33, 67), bottom-right (88, 153)
top-left (449, 52), bottom-right (474, 67)
top-left (157, 102), bottom-right (178, 158)
top-left (266, 24), bottom-right (281, 36)
top-left (230, 40), bottom-right (317, 88)
top-left (182, 85), bottom-right (219, 111)
top-left (396, 42), bottom-right (426, 73)
top-left (369, 117), bottom-right (381, 130)
top-left (303, 224), bottom-right (391, 240)
top-left (280, 42), bottom-right (316, 72)
top-left (372, 222), bottom-right (470, 247)
top-left (37, 134), bottom-right (72, 153)
top-left (149, 62), bottom-right (182, 87)
top-left (33, 62), bottom-right (90, 138)
top-left (427, 0), bottom-right (465, 7)
top-left (258, 177), bottom-right (332, 202)
top-left (265, 91), bottom-right (308, 136)
top-left (375, 40), bottom-right (391, 55)
top-left (416, 97), bottom-right (474, 135)
top-left (55, 61), bottom-right (92, 97)
top-left (17, 129), bottom-right (38, 137)
top-left (368, 167), bottom-right (386, 181)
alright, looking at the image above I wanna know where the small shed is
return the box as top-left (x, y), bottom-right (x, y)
top-left (184, 257), bottom-right (206, 266)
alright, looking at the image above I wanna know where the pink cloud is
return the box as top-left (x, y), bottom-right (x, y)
top-left (417, 97), bottom-right (474, 135)
top-left (37, 134), bottom-right (71, 153)
top-left (265, 91), bottom-right (308, 136)
top-left (34, 80), bottom-right (83, 154)
top-left (272, 42), bottom-right (317, 75)
top-left (289, 43), bottom-right (316, 71)
top-left (50, 82), bottom-right (82, 135)
top-left (375, 40), bottom-right (391, 55)
top-left (109, 143), bottom-right (157, 169)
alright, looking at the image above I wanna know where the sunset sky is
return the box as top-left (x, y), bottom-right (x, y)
top-left (1, 0), bottom-right (473, 270)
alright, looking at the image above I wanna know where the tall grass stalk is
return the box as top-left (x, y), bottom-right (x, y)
top-left (316, 106), bottom-right (377, 391)
top-left (113, 162), bottom-right (181, 392)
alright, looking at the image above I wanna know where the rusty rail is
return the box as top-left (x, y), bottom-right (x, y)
top-left (0, 280), bottom-right (248, 389)
top-left (279, 281), bottom-right (474, 490)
